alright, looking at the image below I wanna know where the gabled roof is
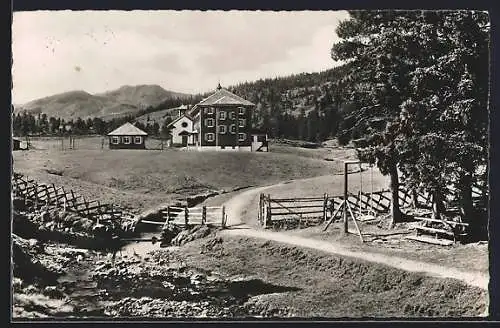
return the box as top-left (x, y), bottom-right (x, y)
top-left (107, 122), bottom-right (148, 136)
top-left (167, 112), bottom-right (194, 128)
top-left (196, 88), bottom-right (255, 107)
top-left (178, 130), bottom-right (197, 136)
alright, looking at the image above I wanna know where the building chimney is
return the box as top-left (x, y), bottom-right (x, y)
top-left (216, 82), bottom-right (222, 91)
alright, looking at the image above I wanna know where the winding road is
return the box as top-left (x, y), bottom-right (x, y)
top-left (219, 181), bottom-right (489, 291)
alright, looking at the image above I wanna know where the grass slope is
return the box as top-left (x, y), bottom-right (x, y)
top-left (13, 138), bottom-right (343, 210)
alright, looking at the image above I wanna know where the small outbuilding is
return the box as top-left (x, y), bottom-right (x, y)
top-left (107, 122), bottom-right (148, 149)
top-left (12, 138), bottom-right (21, 151)
top-left (167, 113), bottom-right (196, 147)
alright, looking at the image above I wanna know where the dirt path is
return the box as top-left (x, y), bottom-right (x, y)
top-left (220, 180), bottom-right (489, 291)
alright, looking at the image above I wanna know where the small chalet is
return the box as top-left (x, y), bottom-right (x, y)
top-left (107, 122), bottom-right (148, 149)
top-left (167, 105), bottom-right (196, 147)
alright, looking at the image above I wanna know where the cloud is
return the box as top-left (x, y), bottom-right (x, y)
top-left (12, 10), bottom-right (348, 103)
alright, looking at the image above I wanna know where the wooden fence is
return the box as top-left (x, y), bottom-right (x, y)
top-left (11, 173), bottom-right (136, 230)
top-left (259, 184), bottom-right (488, 228)
top-left (138, 205), bottom-right (227, 229)
top-left (258, 194), bottom-right (328, 228)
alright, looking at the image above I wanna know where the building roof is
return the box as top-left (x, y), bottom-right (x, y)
top-left (178, 130), bottom-right (197, 136)
top-left (196, 88), bottom-right (255, 107)
top-left (107, 122), bottom-right (148, 136)
top-left (167, 112), bottom-right (194, 128)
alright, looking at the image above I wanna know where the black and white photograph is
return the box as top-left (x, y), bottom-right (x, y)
top-left (10, 9), bottom-right (490, 320)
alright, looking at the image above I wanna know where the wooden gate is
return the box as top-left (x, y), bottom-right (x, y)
top-left (258, 194), bottom-right (328, 228)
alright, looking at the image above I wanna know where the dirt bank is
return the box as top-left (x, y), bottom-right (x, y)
top-left (180, 235), bottom-right (488, 318)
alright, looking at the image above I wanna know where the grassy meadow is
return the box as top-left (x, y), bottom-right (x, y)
top-left (12, 136), bottom-right (358, 211)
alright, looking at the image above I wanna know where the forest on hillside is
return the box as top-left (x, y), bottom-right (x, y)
top-left (12, 67), bottom-right (353, 143)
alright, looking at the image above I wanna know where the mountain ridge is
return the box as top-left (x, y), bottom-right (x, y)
top-left (14, 84), bottom-right (192, 121)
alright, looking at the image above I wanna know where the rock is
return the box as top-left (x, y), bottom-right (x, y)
top-left (24, 285), bottom-right (38, 294)
top-left (43, 286), bottom-right (64, 298)
top-left (12, 277), bottom-right (23, 290)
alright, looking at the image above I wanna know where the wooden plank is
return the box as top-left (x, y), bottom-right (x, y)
top-left (416, 226), bottom-right (454, 236)
top-left (405, 235), bottom-right (454, 246)
top-left (269, 197), bottom-right (325, 202)
top-left (415, 217), bottom-right (469, 226)
top-left (323, 200), bottom-right (345, 231)
top-left (269, 204), bottom-right (325, 210)
top-left (271, 217), bottom-right (323, 222)
top-left (270, 209), bottom-right (325, 216)
top-left (140, 220), bottom-right (165, 225)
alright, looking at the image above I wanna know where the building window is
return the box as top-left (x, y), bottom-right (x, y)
top-left (239, 119), bottom-right (246, 128)
top-left (134, 136), bottom-right (142, 144)
top-left (206, 118), bottom-right (214, 127)
top-left (238, 107), bottom-right (245, 115)
top-left (238, 133), bottom-right (246, 141)
top-left (219, 111), bottom-right (226, 120)
top-left (218, 125), bottom-right (227, 134)
top-left (205, 133), bottom-right (215, 142)
top-left (181, 122), bottom-right (188, 128)
top-left (123, 136), bottom-right (131, 144)
top-left (111, 136), bottom-right (120, 144)
top-left (229, 111), bottom-right (235, 120)
top-left (206, 107), bottom-right (215, 114)
top-left (230, 124), bottom-right (236, 134)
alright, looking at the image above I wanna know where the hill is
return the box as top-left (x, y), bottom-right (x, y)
top-left (15, 85), bottom-right (192, 121)
top-left (134, 106), bottom-right (185, 126)
top-left (96, 85), bottom-right (190, 109)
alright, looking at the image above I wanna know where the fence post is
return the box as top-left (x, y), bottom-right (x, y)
top-left (258, 194), bottom-right (261, 225)
top-left (70, 190), bottom-right (77, 211)
top-left (323, 193), bottom-right (328, 221)
top-left (221, 206), bottom-right (226, 228)
top-left (84, 197), bottom-right (90, 217)
top-left (184, 207), bottom-right (189, 228)
top-left (167, 206), bottom-right (171, 225)
top-left (264, 195), bottom-right (271, 229)
top-left (45, 185), bottom-right (50, 206)
top-left (202, 206), bottom-right (207, 225)
top-left (34, 182), bottom-right (39, 209)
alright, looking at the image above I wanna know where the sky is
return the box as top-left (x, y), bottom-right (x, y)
top-left (12, 10), bottom-right (349, 104)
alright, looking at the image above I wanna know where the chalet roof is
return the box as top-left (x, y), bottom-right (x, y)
top-left (178, 130), bottom-right (197, 136)
top-left (167, 112), bottom-right (194, 128)
top-left (196, 88), bottom-right (255, 107)
top-left (107, 122), bottom-right (148, 136)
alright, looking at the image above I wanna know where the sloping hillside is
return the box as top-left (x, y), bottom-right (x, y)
top-left (15, 85), bottom-right (192, 121)
top-left (96, 85), bottom-right (190, 108)
top-left (134, 107), bottom-right (183, 126)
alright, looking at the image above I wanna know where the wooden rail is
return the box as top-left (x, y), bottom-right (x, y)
top-left (11, 173), bottom-right (136, 231)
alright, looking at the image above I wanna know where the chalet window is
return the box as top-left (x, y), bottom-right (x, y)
top-left (134, 136), bottom-right (142, 144)
top-left (218, 125), bottom-right (226, 134)
top-left (123, 136), bottom-right (131, 144)
top-left (181, 122), bottom-right (188, 128)
top-left (238, 133), bottom-right (246, 141)
top-left (238, 107), bottom-right (245, 115)
top-left (206, 107), bottom-right (215, 115)
top-left (219, 111), bottom-right (226, 120)
top-left (230, 124), bottom-right (236, 134)
top-left (205, 133), bottom-right (215, 142)
top-left (206, 118), bottom-right (214, 127)
top-left (239, 119), bottom-right (246, 128)
top-left (111, 136), bottom-right (120, 144)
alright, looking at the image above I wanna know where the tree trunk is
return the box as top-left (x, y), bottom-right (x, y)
top-left (431, 191), bottom-right (446, 220)
top-left (389, 162), bottom-right (402, 228)
top-left (411, 189), bottom-right (420, 209)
